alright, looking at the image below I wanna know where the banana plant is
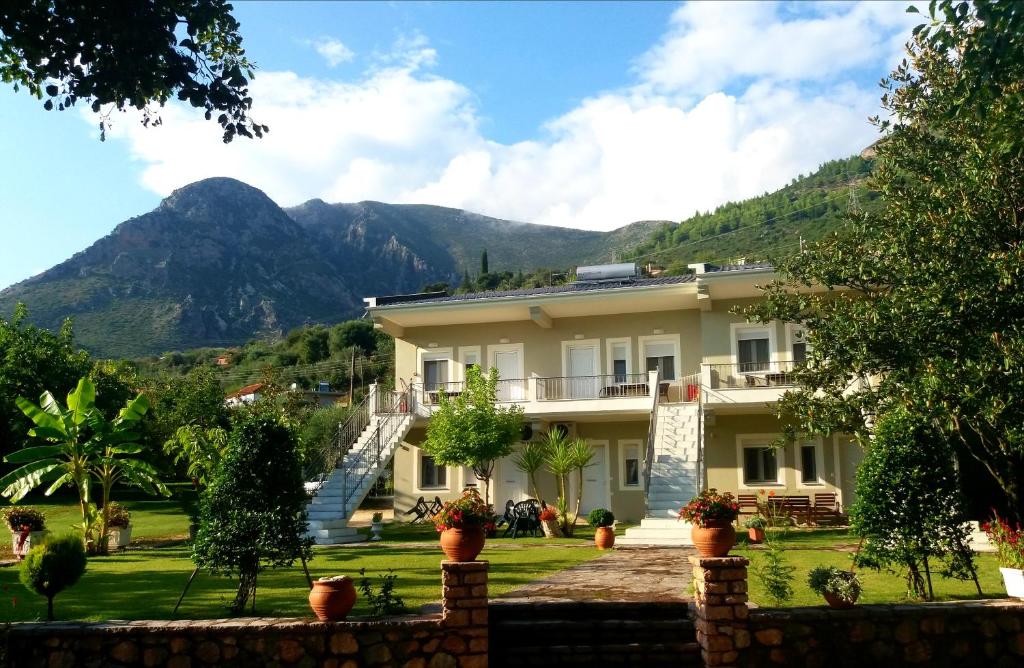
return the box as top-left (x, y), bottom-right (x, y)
top-left (0, 377), bottom-right (168, 553)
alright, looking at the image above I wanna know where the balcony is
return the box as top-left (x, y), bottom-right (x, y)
top-left (410, 371), bottom-right (664, 419)
top-left (700, 361), bottom-right (800, 406)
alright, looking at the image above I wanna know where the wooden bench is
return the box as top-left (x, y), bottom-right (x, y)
top-left (810, 493), bottom-right (842, 525)
top-left (737, 494), bottom-right (759, 516)
top-left (775, 495), bottom-right (811, 525)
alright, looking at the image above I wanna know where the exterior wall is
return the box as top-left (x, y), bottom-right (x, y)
top-left (700, 298), bottom-right (792, 366)
top-left (393, 421), bottom-right (648, 523)
top-left (835, 434), bottom-right (864, 511)
top-left (704, 414), bottom-right (842, 498)
top-left (394, 310), bottom-right (701, 386)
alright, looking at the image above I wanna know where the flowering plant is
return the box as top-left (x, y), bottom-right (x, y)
top-left (104, 502), bottom-right (131, 529)
top-left (678, 488), bottom-right (739, 527)
top-left (539, 507), bottom-right (558, 522)
top-left (432, 489), bottom-right (496, 533)
top-left (983, 513), bottom-right (1024, 569)
top-left (2, 506), bottom-right (45, 532)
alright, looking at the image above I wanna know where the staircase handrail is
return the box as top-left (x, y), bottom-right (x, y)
top-left (643, 370), bottom-right (661, 497)
top-left (340, 387), bottom-right (412, 517)
top-left (306, 390), bottom-right (374, 492)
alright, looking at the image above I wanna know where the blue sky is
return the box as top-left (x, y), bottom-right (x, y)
top-left (0, 1), bottom-right (920, 290)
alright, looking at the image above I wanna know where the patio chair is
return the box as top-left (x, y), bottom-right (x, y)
top-left (504, 500), bottom-right (542, 538)
top-left (404, 496), bottom-right (432, 524)
top-left (496, 500), bottom-right (515, 528)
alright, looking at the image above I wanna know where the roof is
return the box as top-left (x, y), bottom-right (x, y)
top-left (225, 382), bottom-right (264, 399)
top-left (371, 274), bottom-right (697, 308)
top-left (704, 262), bottom-right (774, 273)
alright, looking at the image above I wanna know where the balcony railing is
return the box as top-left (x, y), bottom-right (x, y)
top-left (412, 379), bottom-right (530, 405)
top-left (535, 373), bottom-right (652, 401)
top-left (703, 361), bottom-right (801, 390)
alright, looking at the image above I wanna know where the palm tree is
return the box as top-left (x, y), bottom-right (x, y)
top-left (568, 438), bottom-right (596, 532)
top-left (512, 440), bottom-right (547, 501)
top-left (543, 430), bottom-right (576, 535)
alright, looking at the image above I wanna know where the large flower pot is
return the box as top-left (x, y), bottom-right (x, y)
top-left (440, 526), bottom-right (486, 562)
top-left (748, 527), bottom-right (765, 544)
top-left (823, 592), bottom-right (858, 610)
top-left (107, 525), bottom-right (132, 550)
top-left (308, 577), bottom-right (357, 621)
top-left (594, 526), bottom-right (615, 550)
top-left (10, 530), bottom-right (47, 560)
top-left (1000, 567), bottom-right (1024, 599)
top-left (691, 521), bottom-right (736, 558)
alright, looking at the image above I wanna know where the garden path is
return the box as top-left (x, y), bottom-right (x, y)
top-left (496, 546), bottom-right (695, 603)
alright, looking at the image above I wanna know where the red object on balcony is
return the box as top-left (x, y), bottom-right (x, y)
top-left (686, 384), bottom-right (699, 402)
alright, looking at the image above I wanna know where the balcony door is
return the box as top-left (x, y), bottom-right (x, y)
top-left (566, 343), bottom-right (599, 399)
top-left (493, 349), bottom-right (524, 401)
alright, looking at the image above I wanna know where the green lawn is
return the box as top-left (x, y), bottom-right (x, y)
top-left (735, 528), bottom-right (1006, 607)
top-left (0, 501), bottom-right (605, 623)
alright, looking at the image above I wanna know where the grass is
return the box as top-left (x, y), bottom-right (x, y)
top-left (0, 500), bottom-right (606, 623)
top-left (736, 528), bottom-right (1006, 608)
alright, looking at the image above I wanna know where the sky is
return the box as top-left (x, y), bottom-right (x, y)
top-left (0, 1), bottom-right (922, 290)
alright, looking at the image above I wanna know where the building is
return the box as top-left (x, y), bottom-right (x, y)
top-left (303, 263), bottom-right (863, 544)
top-left (224, 382), bottom-right (264, 407)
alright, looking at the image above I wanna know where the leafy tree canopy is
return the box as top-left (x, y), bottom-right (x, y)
top-left (745, 0), bottom-right (1024, 520)
top-left (0, 0), bottom-right (265, 142)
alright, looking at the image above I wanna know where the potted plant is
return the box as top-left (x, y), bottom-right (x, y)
top-left (105, 502), bottom-right (132, 550)
top-left (983, 513), bottom-right (1024, 599)
top-left (433, 488), bottom-right (495, 562)
top-left (4, 506), bottom-right (47, 560)
top-left (744, 516), bottom-right (766, 543)
top-left (370, 512), bottom-right (384, 542)
top-left (308, 575), bottom-right (358, 621)
top-left (678, 488), bottom-right (739, 557)
top-left (807, 566), bottom-right (863, 609)
top-left (539, 506), bottom-right (562, 538)
top-left (588, 508), bottom-right (615, 549)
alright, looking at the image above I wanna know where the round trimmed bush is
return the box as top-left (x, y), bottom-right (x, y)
top-left (19, 533), bottom-right (87, 620)
top-left (587, 508), bottom-right (615, 528)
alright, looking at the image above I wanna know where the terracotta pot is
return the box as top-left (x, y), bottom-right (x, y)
top-left (691, 521), bottom-right (736, 557)
top-left (823, 592), bottom-right (857, 610)
top-left (440, 526), bottom-right (486, 562)
top-left (308, 577), bottom-right (357, 621)
top-left (748, 527), bottom-right (765, 543)
top-left (594, 526), bottom-right (616, 550)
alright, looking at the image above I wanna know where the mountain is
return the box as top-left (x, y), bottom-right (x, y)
top-left (0, 178), bottom-right (662, 357)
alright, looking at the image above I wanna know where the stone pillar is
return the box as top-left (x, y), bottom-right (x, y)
top-left (689, 555), bottom-right (750, 667)
top-left (440, 560), bottom-right (489, 667)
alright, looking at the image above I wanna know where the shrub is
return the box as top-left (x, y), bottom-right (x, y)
top-left (358, 568), bottom-right (405, 616)
top-left (432, 489), bottom-right (496, 532)
top-left (371, 512), bottom-right (384, 524)
top-left (807, 566), bottom-right (862, 604)
top-left (104, 502), bottom-right (130, 529)
top-left (983, 513), bottom-right (1024, 569)
top-left (3, 506), bottom-right (45, 532)
top-left (539, 506), bottom-right (558, 522)
top-left (751, 544), bottom-right (795, 607)
top-left (744, 516), bottom-right (766, 529)
top-left (678, 489), bottom-right (739, 527)
top-left (192, 406), bottom-right (314, 614)
top-left (19, 534), bottom-right (87, 620)
top-left (587, 508), bottom-right (615, 528)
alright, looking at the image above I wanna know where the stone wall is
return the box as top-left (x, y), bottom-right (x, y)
top-left (689, 554), bottom-right (1024, 668)
top-left (3, 561), bottom-right (488, 668)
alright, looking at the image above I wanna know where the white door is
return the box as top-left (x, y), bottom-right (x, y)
top-left (494, 350), bottom-right (523, 401)
top-left (567, 345), bottom-right (598, 399)
top-left (496, 458), bottom-right (530, 506)
top-left (571, 442), bottom-right (609, 515)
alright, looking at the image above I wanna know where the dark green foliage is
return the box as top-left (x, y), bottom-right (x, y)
top-left (298, 405), bottom-right (351, 478)
top-left (807, 566), bottom-right (862, 603)
top-left (744, 0), bottom-right (1024, 521)
top-left (0, 0), bottom-right (265, 142)
top-left (19, 534), bottom-right (87, 620)
top-left (2, 506), bottom-right (45, 531)
top-left (147, 366), bottom-right (230, 449)
top-left (480, 249), bottom-right (489, 275)
top-left (329, 320), bottom-right (377, 355)
top-left (357, 568), bottom-right (405, 617)
top-left (192, 406), bottom-right (314, 614)
top-left (851, 409), bottom-right (978, 600)
top-left (300, 326), bottom-right (330, 364)
top-left (586, 508), bottom-right (614, 527)
top-left (751, 543), bottom-right (795, 607)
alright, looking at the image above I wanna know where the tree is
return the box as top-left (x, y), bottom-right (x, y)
top-left (300, 326), bottom-right (330, 364)
top-left (541, 431), bottom-right (593, 537)
top-left (1, 377), bottom-right (168, 553)
top-left (329, 320), bottom-right (377, 356)
top-left (513, 440), bottom-right (547, 501)
top-left (146, 366), bottom-right (230, 452)
top-left (192, 406), bottom-right (313, 614)
top-left (481, 249), bottom-right (489, 275)
top-left (851, 408), bottom-right (980, 600)
top-left (0, 0), bottom-right (266, 142)
top-left (744, 0), bottom-right (1024, 521)
top-left (422, 366), bottom-right (524, 502)
top-left (20, 534), bottom-right (87, 621)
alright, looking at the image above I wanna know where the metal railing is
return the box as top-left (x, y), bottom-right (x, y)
top-left (340, 387), bottom-right (413, 517)
top-left (411, 379), bottom-right (530, 405)
top-left (643, 371), bottom-right (661, 497)
top-left (535, 373), bottom-right (652, 401)
top-left (304, 391), bottom-right (374, 491)
top-left (703, 361), bottom-right (801, 389)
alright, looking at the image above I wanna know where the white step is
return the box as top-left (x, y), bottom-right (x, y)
top-left (620, 519), bottom-right (695, 546)
top-left (306, 518), bottom-right (350, 530)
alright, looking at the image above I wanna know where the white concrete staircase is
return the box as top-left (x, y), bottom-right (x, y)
top-left (305, 403), bottom-right (414, 545)
top-left (620, 402), bottom-right (701, 546)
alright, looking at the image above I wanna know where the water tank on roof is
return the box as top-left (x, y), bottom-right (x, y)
top-left (575, 263), bottom-right (638, 282)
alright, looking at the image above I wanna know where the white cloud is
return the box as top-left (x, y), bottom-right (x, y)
top-left (309, 37), bottom-right (355, 67)
top-left (99, 2), bottom-right (920, 232)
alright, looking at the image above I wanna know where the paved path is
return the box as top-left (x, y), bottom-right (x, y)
top-left (497, 546), bottom-right (696, 603)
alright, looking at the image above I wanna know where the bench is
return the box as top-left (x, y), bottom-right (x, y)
top-left (810, 492), bottom-right (842, 525)
top-left (737, 494), bottom-right (759, 516)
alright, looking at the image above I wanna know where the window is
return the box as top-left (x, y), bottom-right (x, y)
top-left (743, 446), bottom-right (778, 484)
top-left (800, 444), bottom-right (819, 484)
top-left (620, 441), bottom-right (642, 488)
top-left (644, 341), bottom-right (676, 380)
top-left (420, 454), bottom-right (447, 489)
top-left (793, 342), bottom-right (807, 363)
top-left (611, 342), bottom-right (628, 382)
top-left (423, 359), bottom-right (448, 391)
top-left (737, 330), bottom-right (770, 372)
